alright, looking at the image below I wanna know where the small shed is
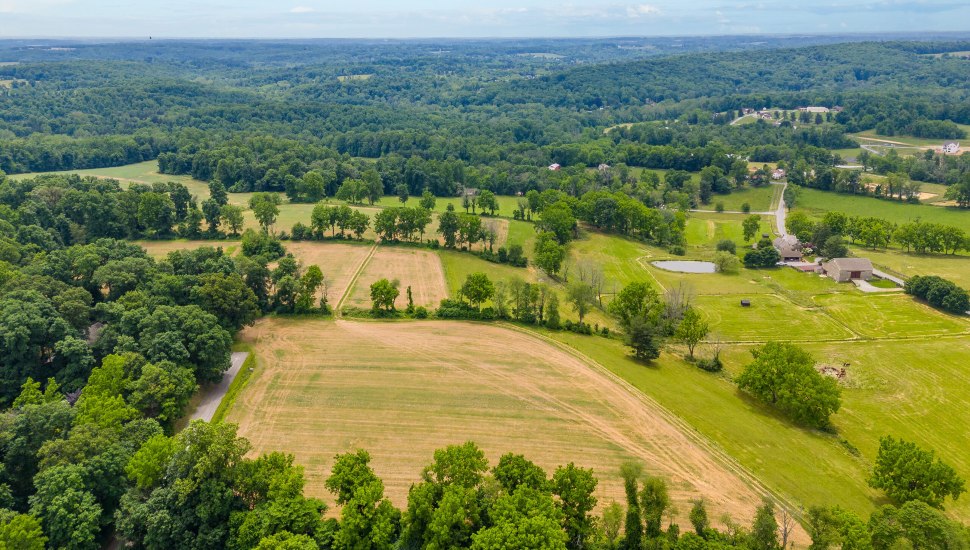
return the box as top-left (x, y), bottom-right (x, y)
top-left (821, 258), bottom-right (874, 282)
top-left (740, 299), bottom-right (751, 307)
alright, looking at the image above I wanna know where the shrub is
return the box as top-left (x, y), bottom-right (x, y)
top-left (906, 275), bottom-right (969, 315)
top-left (290, 222), bottom-right (311, 241)
top-left (743, 244), bottom-right (780, 268)
top-left (413, 306), bottom-right (429, 319)
top-left (713, 251), bottom-right (741, 274)
top-left (669, 245), bottom-right (686, 256)
top-left (741, 202), bottom-right (751, 214)
top-left (715, 239), bottom-right (736, 254)
top-left (715, 202), bottom-right (725, 213)
top-left (697, 357), bottom-right (723, 372)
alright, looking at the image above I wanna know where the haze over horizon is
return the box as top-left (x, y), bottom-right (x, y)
top-left (1, 0), bottom-right (969, 39)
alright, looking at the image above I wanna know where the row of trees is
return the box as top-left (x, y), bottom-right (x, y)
top-left (905, 275), bottom-right (970, 315)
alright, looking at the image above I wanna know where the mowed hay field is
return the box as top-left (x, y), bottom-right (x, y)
top-left (284, 242), bottom-right (375, 305)
top-left (228, 318), bottom-right (773, 529)
top-left (345, 246), bottom-right (448, 309)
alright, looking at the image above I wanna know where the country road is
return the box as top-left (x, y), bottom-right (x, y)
top-left (190, 351), bottom-right (249, 422)
top-left (689, 181), bottom-right (788, 236)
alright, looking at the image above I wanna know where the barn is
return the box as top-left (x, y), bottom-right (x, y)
top-left (821, 257), bottom-right (874, 283)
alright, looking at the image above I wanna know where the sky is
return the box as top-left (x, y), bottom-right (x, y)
top-left (1, 0), bottom-right (969, 38)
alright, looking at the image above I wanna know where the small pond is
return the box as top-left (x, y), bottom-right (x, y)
top-left (651, 260), bottom-right (717, 274)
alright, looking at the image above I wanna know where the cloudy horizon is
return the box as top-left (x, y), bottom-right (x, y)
top-left (1, 1), bottom-right (968, 39)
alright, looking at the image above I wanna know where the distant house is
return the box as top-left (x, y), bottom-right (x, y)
top-left (758, 110), bottom-right (773, 120)
top-left (772, 168), bottom-right (786, 180)
top-left (773, 235), bottom-right (803, 261)
top-left (821, 258), bottom-right (874, 282)
top-left (548, 163), bottom-right (561, 171)
top-left (798, 106), bottom-right (830, 113)
top-left (597, 163), bottom-right (611, 171)
top-left (943, 142), bottom-right (961, 154)
top-left (462, 187), bottom-right (479, 198)
top-left (741, 108), bottom-right (755, 115)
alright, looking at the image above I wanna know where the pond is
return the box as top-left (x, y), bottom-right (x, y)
top-left (652, 260), bottom-right (717, 274)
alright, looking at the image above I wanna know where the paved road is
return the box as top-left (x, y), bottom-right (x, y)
top-left (871, 268), bottom-right (906, 287)
top-left (190, 351), bottom-right (249, 422)
top-left (772, 181), bottom-right (788, 236)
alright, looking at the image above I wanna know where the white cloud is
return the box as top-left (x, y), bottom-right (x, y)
top-left (627, 4), bottom-right (660, 17)
top-left (289, 6), bottom-right (314, 13)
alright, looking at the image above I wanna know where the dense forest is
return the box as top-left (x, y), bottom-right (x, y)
top-left (0, 35), bottom-right (970, 548)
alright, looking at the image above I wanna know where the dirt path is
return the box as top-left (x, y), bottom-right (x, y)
top-left (189, 351), bottom-right (249, 422)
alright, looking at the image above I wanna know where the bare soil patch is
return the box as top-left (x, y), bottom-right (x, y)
top-left (345, 247), bottom-right (448, 309)
top-left (228, 318), bottom-right (769, 529)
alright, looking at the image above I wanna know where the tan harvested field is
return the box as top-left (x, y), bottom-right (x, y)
top-left (228, 318), bottom-right (773, 529)
top-left (345, 246), bottom-right (448, 309)
top-left (284, 241), bottom-right (375, 305)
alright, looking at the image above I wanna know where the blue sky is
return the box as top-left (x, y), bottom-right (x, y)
top-left (1, 0), bottom-right (969, 38)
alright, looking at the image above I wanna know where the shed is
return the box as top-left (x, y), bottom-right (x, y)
top-left (740, 299), bottom-right (751, 307)
top-left (821, 258), bottom-right (874, 282)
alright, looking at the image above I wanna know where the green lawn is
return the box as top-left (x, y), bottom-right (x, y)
top-left (795, 188), bottom-right (970, 227)
top-left (853, 246), bottom-right (970, 288)
top-left (815, 293), bottom-right (970, 339)
top-left (685, 212), bottom-right (775, 255)
top-left (438, 249), bottom-right (537, 296)
top-left (706, 185), bottom-right (779, 212)
top-left (695, 293), bottom-right (855, 342)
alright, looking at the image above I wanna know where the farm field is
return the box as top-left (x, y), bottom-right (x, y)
top-left (284, 241), bottom-right (376, 306)
top-left (795, 188), bottom-right (970, 226)
top-left (344, 246), bottom-right (448, 310)
top-left (227, 317), bottom-right (775, 530)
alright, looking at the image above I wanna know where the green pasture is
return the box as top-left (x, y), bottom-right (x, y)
top-left (685, 212), bottom-right (775, 255)
top-left (545, 331), bottom-right (879, 520)
top-left (815, 293), bottom-right (970, 339)
top-left (795, 188), bottom-right (970, 226)
top-left (705, 185), bottom-right (779, 212)
top-left (377, 194), bottom-right (523, 219)
top-left (695, 293), bottom-right (854, 342)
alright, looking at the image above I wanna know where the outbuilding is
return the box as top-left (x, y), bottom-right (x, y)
top-left (821, 257), bottom-right (874, 282)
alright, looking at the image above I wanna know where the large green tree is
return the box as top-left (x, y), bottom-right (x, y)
top-left (736, 342), bottom-right (841, 429)
top-left (869, 436), bottom-right (966, 509)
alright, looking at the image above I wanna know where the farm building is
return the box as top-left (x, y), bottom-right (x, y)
top-left (943, 142), bottom-right (961, 154)
top-left (772, 169), bottom-right (786, 180)
top-left (598, 163), bottom-right (611, 171)
top-left (821, 258), bottom-right (874, 282)
top-left (548, 163), bottom-right (561, 171)
top-left (773, 235), bottom-right (803, 261)
top-left (798, 106), bottom-right (830, 113)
